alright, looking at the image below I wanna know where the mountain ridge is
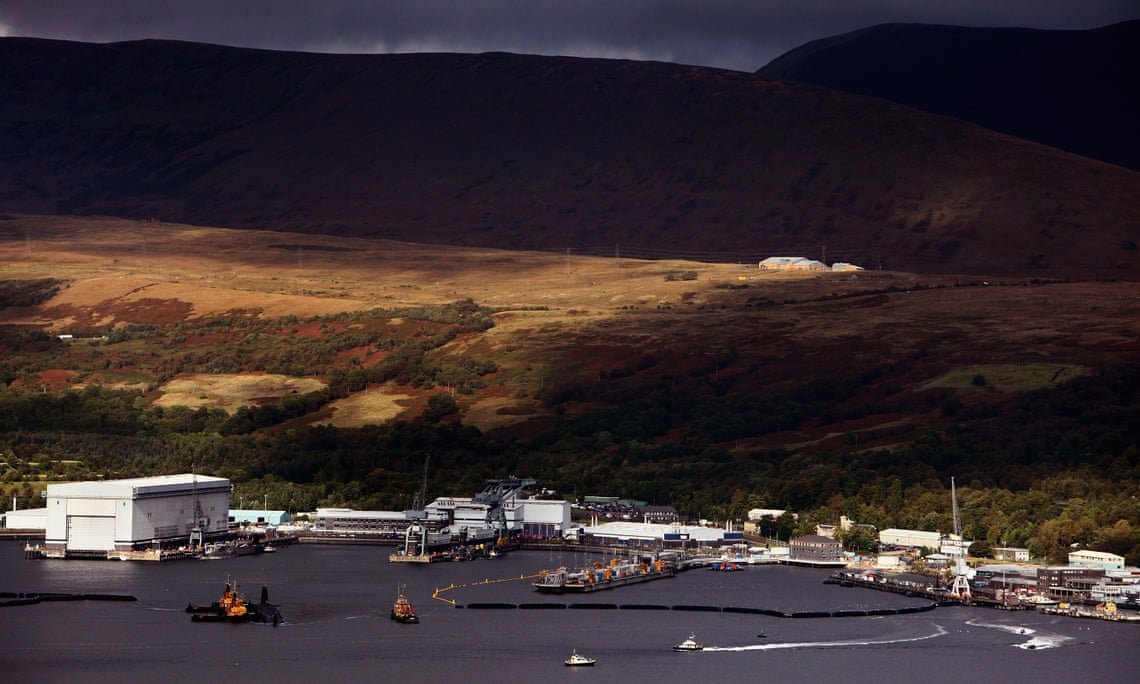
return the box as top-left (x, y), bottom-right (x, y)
top-left (1, 36), bottom-right (1137, 278)
top-left (757, 20), bottom-right (1140, 170)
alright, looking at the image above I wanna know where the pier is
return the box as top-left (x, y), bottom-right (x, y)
top-left (827, 570), bottom-right (1037, 609)
top-left (827, 571), bottom-right (963, 605)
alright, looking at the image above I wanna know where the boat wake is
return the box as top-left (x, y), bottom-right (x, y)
top-left (965, 617), bottom-right (1035, 635)
top-left (965, 617), bottom-right (1070, 650)
top-left (704, 623), bottom-right (948, 652)
top-left (1014, 635), bottom-right (1071, 651)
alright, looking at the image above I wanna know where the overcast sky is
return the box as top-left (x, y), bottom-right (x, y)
top-left (1, 1), bottom-right (1136, 71)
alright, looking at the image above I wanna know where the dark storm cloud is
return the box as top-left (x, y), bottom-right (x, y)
top-left (1, 0), bottom-right (1136, 71)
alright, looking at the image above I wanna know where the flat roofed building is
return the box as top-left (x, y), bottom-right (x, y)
top-left (790, 534), bottom-right (845, 563)
top-left (1069, 549), bottom-right (1125, 570)
top-left (640, 505), bottom-right (681, 524)
top-left (2, 507), bottom-right (48, 530)
top-left (515, 499), bottom-right (572, 538)
top-left (1037, 566), bottom-right (1107, 597)
top-left (44, 474), bottom-right (230, 557)
top-left (310, 497), bottom-right (572, 540)
top-left (994, 547), bottom-right (1031, 563)
top-left (580, 521), bottom-right (729, 547)
top-left (228, 509), bottom-right (292, 526)
top-left (312, 508), bottom-right (440, 537)
top-left (879, 528), bottom-right (941, 549)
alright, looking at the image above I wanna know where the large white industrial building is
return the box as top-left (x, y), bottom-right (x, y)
top-left (310, 478), bottom-right (572, 545)
top-left (312, 494), bottom-right (572, 543)
top-left (878, 528), bottom-right (942, 549)
top-left (574, 520), bottom-right (745, 548)
top-left (43, 473), bottom-right (230, 558)
top-left (1069, 549), bottom-right (1125, 570)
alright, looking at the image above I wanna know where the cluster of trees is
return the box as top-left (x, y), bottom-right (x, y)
top-left (0, 283), bottom-right (1137, 565)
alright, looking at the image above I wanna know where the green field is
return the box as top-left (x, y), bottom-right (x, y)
top-left (925, 364), bottom-right (1089, 392)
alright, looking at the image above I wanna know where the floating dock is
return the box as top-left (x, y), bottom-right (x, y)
top-left (533, 554), bottom-right (676, 593)
top-left (389, 551), bottom-right (434, 564)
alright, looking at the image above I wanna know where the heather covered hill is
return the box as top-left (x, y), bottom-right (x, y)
top-left (757, 21), bottom-right (1140, 171)
top-left (1, 214), bottom-right (1139, 561)
top-left (1, 38), bottom-right (1137, 278)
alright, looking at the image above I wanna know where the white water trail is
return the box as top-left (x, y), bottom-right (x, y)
top-left (965, 617), bottom-right (1035, 635)
top-left (704, 623), bottom-right (948, 652)
top-left (965, 616), bottom-right (1071, 650)
top-left (1014, 635), bottom-right (1071, 651)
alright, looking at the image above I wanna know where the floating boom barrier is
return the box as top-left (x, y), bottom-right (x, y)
top-left (433, 573), bottom-right (543, 606)
top-left (456, 601), bottom-right (938, 616)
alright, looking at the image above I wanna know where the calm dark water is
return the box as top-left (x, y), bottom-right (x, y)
top-left (1, 540), bottom-right (1137, 683)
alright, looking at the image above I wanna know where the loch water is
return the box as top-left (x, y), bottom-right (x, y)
top-left (1, 540), bottom-right (1137, 683)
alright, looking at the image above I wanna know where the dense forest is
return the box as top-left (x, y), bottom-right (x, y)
top-left (1, 281), bottom-right (1138, 565)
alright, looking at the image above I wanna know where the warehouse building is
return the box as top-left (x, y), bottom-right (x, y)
top-left (1, 507), bottom-right (48, 530)
top-left (575, 520), bottom-right (742, 548)
top-left (310, 496), bottom-right (572, 542)
top-left (789, 534), bottom-right (846, 565)
top-left (43, 473), bottom-right (231, 558)
top-left (879, 528), bottom-right (941, 550)
top-left (1068, 549), bottom-right (1125, 571)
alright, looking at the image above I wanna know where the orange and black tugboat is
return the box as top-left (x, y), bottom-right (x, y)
top-left (187, 577), bottom-right (282, 625)
top-left (390, 584), bottom-right (419, 623)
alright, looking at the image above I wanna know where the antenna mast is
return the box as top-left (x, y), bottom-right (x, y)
top-left (951, 476), bottom-right (961, 539)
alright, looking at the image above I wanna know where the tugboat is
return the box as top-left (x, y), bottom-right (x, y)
top-left (187, 577), bottom-right (282, 625)
top-left (673, 633), bottom-right (703, 652)
top-left (564, 649), bottom-right (596, 667)
top-left (391, 584), bottom-right (419, 623)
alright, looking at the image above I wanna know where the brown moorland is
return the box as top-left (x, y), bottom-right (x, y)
top-left (2, 213), bottom-right (1138, 450)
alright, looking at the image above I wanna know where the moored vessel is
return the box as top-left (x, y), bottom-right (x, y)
top-left (201, 539), bottom-right (262, 560)
top-left (709, 560), bottom-right (742, 572)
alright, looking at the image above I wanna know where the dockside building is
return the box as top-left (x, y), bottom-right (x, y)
top-left (43, 474), bottom-right (230, 558)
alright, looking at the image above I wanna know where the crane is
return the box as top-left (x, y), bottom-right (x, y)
top-left (947, 477), bottom-right (973, 602)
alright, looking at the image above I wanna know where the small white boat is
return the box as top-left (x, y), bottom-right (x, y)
top-left (564, 649), bottom-right (596, 666)
top-left (262, 545), bottom-right (277, 553)
top-left (673, 633), bottom-right (703, 652)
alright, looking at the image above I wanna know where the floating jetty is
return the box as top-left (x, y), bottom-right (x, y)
top-left (827, 571), bottom-right (964, 606)
top-left (533, 553), bottom-right (676, 593)
top-left (1040, 600), bottom-right (1140, 623)
top-left (24, 533), bottom-right (297, 562)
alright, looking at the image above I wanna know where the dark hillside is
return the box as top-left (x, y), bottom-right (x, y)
top-left (0, 38), bottom-right (1137, 277)
top-left (757, 21), bottom-right (1140, 171)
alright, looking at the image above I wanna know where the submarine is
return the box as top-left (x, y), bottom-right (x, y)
top-left (187, 579), bottom-right (282, 625)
